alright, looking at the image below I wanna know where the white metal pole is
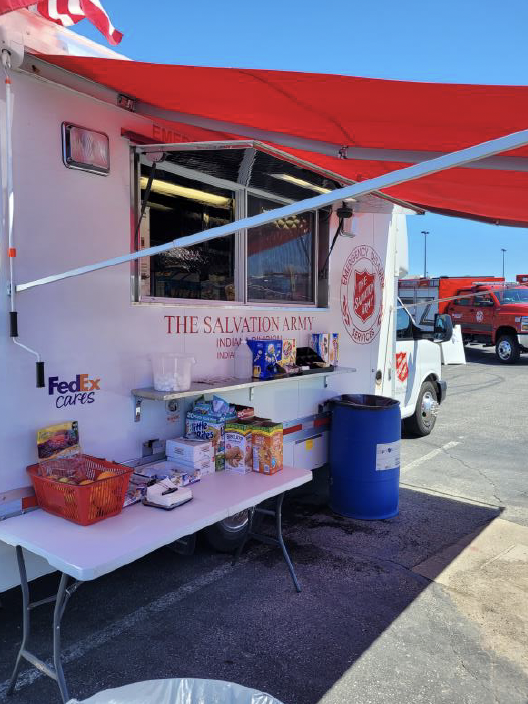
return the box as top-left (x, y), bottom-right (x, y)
top-left (16, 126), bottom-right (528, 293)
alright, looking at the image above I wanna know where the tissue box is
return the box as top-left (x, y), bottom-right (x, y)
top-left (169, 455), bottom-right (214, 476)
top-left (166, 437), bottom-right (214, 465)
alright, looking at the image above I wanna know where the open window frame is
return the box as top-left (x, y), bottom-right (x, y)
top-left (130, 141), bottom-right (345, 309)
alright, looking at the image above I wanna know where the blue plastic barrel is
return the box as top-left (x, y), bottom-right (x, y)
top-left (330, 394), bottom-right (401, 519)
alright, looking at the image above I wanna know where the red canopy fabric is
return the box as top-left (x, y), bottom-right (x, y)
top-left (42, 55), bottom-right (528, 226)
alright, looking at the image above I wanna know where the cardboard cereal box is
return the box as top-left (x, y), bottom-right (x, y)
top-left (310, 333), bottom-right (330, 366)
top-left (330, 333), bottom-right (339, 366)
top-left (224, 421), bottom-right (253, 474)
top-left (185, 414), bottom-right (226, 471)
top-left (281, 339), bottom-right (296, 365)
top-left (247, 339), bottom-right (283, 379)
top-left (252, 421), bottom-right (283, 475)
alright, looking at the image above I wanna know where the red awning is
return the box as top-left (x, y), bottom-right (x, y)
top-left (39, 55), bottom-right (528, 226)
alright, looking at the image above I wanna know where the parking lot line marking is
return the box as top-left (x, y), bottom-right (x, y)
top-left (401, 441), bottom-right (460, 474)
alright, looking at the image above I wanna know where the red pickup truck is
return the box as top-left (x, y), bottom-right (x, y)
top-left (447, 283), bottom-right (528, 363)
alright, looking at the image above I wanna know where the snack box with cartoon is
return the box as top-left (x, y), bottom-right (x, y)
top-left (224, 421), bottom-right (253, 474)
top-left (252, 421), bottom-right (284, 475)
top-left (330, 333), bottom-right (339, 366)
top-left (310, 333), bottom-right (331, 366)
top-left (247, 339), bottom-right (283, 379)
top-left (184, 395), bottom-right (247, 471)
top-left (281, 339), bottom-right (296, 365)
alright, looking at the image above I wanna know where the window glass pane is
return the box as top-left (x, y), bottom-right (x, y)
top-left (496, 287), bottom-right (528, 303)
top-left (140, 165), bottom-right (235, 301)
top-left (396, 307), bottom-right (412, 339)
top-left (475, 293), bottom-right (493, 306)
top-left (456, 297), bottom-right (472, 306)
top-left (247, 195), bottom-right (314, 303)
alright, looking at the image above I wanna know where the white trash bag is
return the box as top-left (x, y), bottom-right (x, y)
top-left (67, 678), bottom-right (285, 704)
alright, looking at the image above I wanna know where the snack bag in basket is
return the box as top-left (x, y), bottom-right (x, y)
top-left (37, 421), bottom-right (80, 461)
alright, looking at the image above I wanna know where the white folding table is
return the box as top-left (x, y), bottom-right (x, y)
top-left (0, 466), bottom-right (311, 703)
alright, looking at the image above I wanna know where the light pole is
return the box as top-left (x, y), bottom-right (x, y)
top-left (501, 248), bottom-right (506, 279)
top-left (421, 230), bottom-right (429, 278)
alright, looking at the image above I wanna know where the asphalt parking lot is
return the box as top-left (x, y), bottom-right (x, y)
top-left (1, 344), bottom-right (527, 704)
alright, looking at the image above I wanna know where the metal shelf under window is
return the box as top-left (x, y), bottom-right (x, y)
top-left (131, 366), bottom-right (356, 421)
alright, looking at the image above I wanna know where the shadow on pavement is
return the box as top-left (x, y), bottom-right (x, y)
top-left (0, 470), bottom-right (505, 704)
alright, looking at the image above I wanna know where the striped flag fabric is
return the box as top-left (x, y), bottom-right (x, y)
top-left (0, 0), bottom-right (123, 45)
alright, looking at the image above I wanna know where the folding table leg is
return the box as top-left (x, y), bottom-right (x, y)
top-left (232, 492), bottom-right (301, 592)
top-left (7, 545), bottom-right (80, 704)
top-left (274, 492), bottom-right (301, 593)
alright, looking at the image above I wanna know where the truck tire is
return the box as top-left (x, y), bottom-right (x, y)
top-left (404, 381), bottom-right (438, 437)
top-left (203, 511), bottom-right (250, 552)
top-left (495, 334), bottom-right (520, 364)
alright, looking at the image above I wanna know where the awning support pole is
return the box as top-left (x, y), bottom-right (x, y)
top-left (15, 126), bottom-right (528, 294)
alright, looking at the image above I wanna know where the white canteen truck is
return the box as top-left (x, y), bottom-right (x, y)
top-left (0, 10), bottom-right (451, 591)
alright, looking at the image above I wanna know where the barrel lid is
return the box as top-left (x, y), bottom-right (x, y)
top-left (331, 394), bottom-right (400, 410)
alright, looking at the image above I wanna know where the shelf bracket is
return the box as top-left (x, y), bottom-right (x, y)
top-left (249, 387), bottom-right (255, 402)
top-left (324, 376), bottom-right (328, 389)
top-left (134, 396), bottom-right (142, 423)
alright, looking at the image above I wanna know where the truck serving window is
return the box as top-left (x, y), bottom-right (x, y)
top-left (133, 149), bottom-right (333, 307)
top-left (138, 166), bottom-right (236, 301)
top-left (247, 195), bottom-right (315, 304)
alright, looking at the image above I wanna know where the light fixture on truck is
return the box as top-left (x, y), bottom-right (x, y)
top-left (139, 177), bottom-right (231, 208)
top-left (271, 173), bottom-right (332, 194)
top-left (62, 123), bottom-right (110, 175)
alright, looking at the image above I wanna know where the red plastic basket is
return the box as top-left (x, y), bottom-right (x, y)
top-left (27, 455), bottom-right (133, 526)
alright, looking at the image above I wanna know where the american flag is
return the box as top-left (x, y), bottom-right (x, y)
top-left (0, 0), bottom-right (123, 45)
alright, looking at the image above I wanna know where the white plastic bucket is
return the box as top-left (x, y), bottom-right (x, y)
top-left (151, 354), bottom-right (195, 392)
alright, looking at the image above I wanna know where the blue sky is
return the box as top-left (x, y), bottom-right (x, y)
top-left (75, 0), bottom-right (528, 280)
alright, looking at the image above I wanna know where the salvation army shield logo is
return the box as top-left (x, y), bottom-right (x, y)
top-left (476, 310), bottom-right (484, 323)
top-left (341, 245), bottom-right (385, 344)
top-left (396, 352), bottom-right (409, 382)
top-left (354, 270), bottom-right (376, 323)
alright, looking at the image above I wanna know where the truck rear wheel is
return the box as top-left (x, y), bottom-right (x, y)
top-left (495, 334), bottom-right (520, 364)
top-left (404, 381), bottom-right (438, 437)
top-left (204, 511), bottom-right (250, 553)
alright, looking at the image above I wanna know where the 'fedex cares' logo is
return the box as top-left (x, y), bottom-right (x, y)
top-left (48, 374), bottom-right (101, 408)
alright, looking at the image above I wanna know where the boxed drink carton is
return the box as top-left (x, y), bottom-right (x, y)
top-left (166, 437), bottom-right (214, 464)
top-left (225, 421), bottom-right (253, 474)
top-left (252, 421), bottom-right (283, 475)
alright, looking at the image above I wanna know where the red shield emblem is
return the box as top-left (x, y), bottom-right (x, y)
top-left (396, 352), bottom-right (408, 382)
top-left (353, 269), bottom-right (375, 323)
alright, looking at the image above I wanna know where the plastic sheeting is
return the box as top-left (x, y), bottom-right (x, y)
top-left (67, 678), bottom-right (285, 704)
